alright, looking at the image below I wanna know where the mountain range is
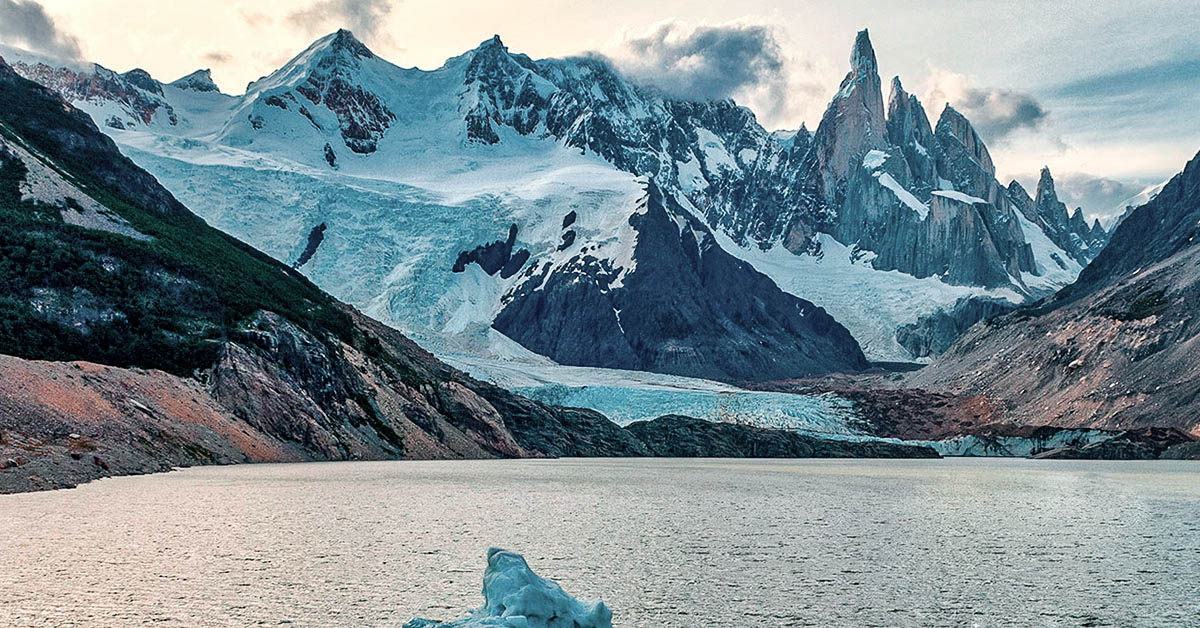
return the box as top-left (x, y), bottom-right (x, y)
top-left (3, 25), bottom-right (1196, 492)
top-left (0, 56), bottom-right (944, 492)
top-left (0, 29), bottom-right (1110, 374)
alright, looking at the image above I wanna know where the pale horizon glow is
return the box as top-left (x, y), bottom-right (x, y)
top-left (8, 0), bottom-right (1200, 216)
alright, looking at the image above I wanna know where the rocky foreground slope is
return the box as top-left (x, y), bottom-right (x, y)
top-left (907, 149), bottom-right (1200, 436)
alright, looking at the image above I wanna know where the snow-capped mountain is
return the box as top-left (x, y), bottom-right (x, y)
top-left (0, 29), bottom-right (1107, 366)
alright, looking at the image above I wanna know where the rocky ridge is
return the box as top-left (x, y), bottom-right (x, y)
top-left (908, 149), bottom-right (1200, 436)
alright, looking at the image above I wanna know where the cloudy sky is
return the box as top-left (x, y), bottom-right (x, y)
top-left (6, 0), bottom-right (1198, 222)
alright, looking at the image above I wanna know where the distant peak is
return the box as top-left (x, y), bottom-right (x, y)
top-left (121, 68), bottom-right (163, 95)
top-left (1038, 166), bottom-right (1055, 190)
top-left (474, 34), bottom-right (507, 53)
top-left (1036, 166), bottom-right (1059, 203)
top-left (321, 28), bottom-right (374, 59)
top-left (851, 29), bottom-right (877, 71)
top-left (169, 68), bottom-right (218, 92)
top-left (937, 103), bottom-right (966, 126)
top-left (887, 75), bottom-right (909, 109)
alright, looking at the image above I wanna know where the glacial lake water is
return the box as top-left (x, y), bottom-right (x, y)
top-left (1, 459), bottom-right (1197, 627)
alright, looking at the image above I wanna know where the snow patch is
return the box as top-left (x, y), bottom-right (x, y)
top-left (931, 189), bottom-right (987, 205)
top-left (875, 172), bottom-right (928, 219)
top-left (1014, 209), bottom-right (1083, 292)
top-left (862, 149), bottom-right (889, 170)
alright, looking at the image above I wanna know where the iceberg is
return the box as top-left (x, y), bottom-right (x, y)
top-left (405, 548), bottom-right (613, 628)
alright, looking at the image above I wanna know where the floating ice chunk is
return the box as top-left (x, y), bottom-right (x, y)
top-left (405, 548), bottom-right (613, 628)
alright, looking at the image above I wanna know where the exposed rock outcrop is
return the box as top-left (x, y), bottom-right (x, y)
top-left (169, 69), bottom-right (219, 92)
top-left (452, 224), bottom-right (531, 279)
top-left (293, 222), bottom-right (326, 268)
top-left (494, 184), bottom-right (869, 381)
top-left (896, 297), bottom-right (1020, 358)
top-left (1031, 427), bottom-right (1193, 460)
top-left (625, 415), bottom-right (939, 458)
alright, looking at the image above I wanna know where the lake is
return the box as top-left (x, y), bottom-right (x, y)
top-left (1, 459), bottom-right (1197, 626)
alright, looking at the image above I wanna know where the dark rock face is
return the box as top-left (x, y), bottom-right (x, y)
top-left (121, 69), bottom-right (162, 95)
top-left (909, 149), bottom-right (1200, 435)
top-left (625, 415), bottom-right (939, 458)
top-left (452, 224), bottom-right (530, 279)
top-left (896, 297), bottom-right (1020, 358)
top-left (885, 77), bottom-right (937, 192)
top-left (1066, 152), bottom-right (1200, 296)
top-left (293, 222), bottom-right (327, 269)
top-left (1032, 427), bottom-right (1194, 460)
top-left (494, 184), bottom-right (869, 382)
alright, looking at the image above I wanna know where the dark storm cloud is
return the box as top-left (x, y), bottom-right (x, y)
top-left (1050, 57), bottom-right (1200, 98)
top-left (957, 86), bottom-right (1048, 141)
top-left (608, 22), bottom-right (786, 102)
top-left (0, 0), bottom-right (82, 59)
top-left (287, 0), bottom-right (395, 43)
top-left (202, 51), bottom-right (232, 65)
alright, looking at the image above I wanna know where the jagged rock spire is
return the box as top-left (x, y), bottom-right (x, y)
top-left (851, 29), bottom-right (878, 73)
top-left (935, 105), bottom-right (995, 177)
top-left (807, 28), bottom-right (887, 197)
top-left (1035, 166), bottom-right (1057, 205)
top-left (886, 75), bottom-right (937, 189)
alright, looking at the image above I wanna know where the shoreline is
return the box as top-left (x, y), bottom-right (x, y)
top-left (7, 452), bottom-right (1199, 497)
